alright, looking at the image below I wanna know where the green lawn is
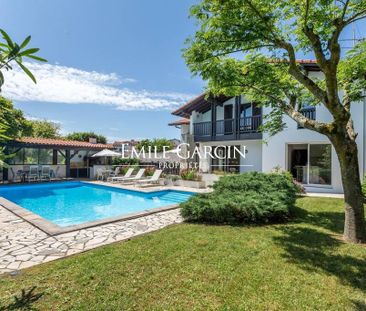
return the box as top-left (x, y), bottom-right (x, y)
top-left (1, 197), bottom-right (366, 310)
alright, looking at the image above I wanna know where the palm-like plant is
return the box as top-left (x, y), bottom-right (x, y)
top-left (0, 29), bottom-right (46, 169)
top-left (0, 28), bottom-right (46, 90)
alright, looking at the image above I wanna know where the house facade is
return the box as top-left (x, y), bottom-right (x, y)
top-left (170, 62), bottom-right (366, 194)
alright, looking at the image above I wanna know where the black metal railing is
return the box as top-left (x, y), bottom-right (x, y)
top-left (193, 115), bottom-right (262, 139)
top-left (193, 121), bottom-right (211, 137)
top-left (216, 119), bottom-right (234, 135)
top-left (298, 107), bottom-right (316, 129)
top-left (239, 115), bottom-right (262, 133)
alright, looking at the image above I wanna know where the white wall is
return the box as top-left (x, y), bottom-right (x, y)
top-left (197, 140), bottom-right (262, 173)
top-left (262, 100), bottom-right (365, 193)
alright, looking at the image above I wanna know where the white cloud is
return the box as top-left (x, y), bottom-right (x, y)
top-left (2, 62), bottom-right (193, 110)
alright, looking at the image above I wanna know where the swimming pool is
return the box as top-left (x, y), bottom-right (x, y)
top-left (0, 182), bottom-right (193, 228)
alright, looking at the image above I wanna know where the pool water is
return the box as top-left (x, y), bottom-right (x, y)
top-left (0, 182), bottom-right (193, 227)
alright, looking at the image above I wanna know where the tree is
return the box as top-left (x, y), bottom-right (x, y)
top-left (136, 138), bottom-right (174, 153)
top-left (66, 132), bottom-right (107, 144)
top-left (0, 96), bottom-right (32, 138)
top-left (184, 0), bottom-right (366, 243)
top-left (28, 119), bottom-right (61, 139)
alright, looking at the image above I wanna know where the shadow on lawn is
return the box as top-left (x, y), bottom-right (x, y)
top-left (290, 201), bottom-right (344, 234)
top-left (0, 286), bottom-right (44, 311)
top-left (273, 226), bottom-right (366, 292)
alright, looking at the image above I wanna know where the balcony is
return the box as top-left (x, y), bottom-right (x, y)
top-left (297, 107), bottom-right (316, 129)
top-left (193, 115), bottom-right (262, 142)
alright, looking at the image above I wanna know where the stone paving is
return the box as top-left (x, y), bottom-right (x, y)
top-left (0, 205), bottom-right (183, 274)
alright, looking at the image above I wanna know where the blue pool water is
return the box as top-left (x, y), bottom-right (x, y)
top-left (0, 182), bottom-right (193, 227)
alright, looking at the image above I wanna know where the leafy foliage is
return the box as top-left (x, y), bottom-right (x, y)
top-left (0, 96), bottom-right (32, 138)
top-left (180, 172), bottom-right (301, 224)
top-left (184, 0), bottom-right (366, 135)
top-left (180, 169), bottom-right (202, 181)
top-left (112, 157), bottom-right (140, 166)
top-left (136, 138), bottom-right (174, 153)
top-left (66, 132), bottom-right (107, 144)
top-left (28, 119), bottom-right (61, 139)
top-left (0, 28), bottom-right (46, 90)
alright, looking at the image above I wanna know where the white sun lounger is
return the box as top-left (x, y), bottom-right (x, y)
top-left (135, 170), bottom-right (163, 187)
top-left (116, 168), bottom-right (145, 184)
top-left (109, 168), bottom-right (134, 182)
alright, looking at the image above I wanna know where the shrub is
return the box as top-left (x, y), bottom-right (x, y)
top-left (180, 171), bottom-right (300, 224)
top-left (180, 169), bottom-right (202, 181)
top-left (112, 157), bottom-right (139, 166)
top-left (144, 166), bottom-right (155, 177)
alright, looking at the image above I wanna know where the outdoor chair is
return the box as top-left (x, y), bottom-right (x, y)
top-left (109, 167), bottom-right (134, 182)
top-left (135, 170), bottom-right (163, 187)
top-left (28, 166), bottom-right (39, 182)
top-left (117, 169), bottom-right (145, 184)
top-left (40, 166), bottom-right (51, 181)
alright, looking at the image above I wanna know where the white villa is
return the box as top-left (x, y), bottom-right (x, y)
top-left (170, 60), bottom-right (366, 194)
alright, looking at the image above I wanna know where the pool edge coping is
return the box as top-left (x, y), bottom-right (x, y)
top-left (0, 197), bottom-right (181, 237)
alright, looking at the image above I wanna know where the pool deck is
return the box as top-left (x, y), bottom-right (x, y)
top-left (0, 182), bottom-right (210, 275)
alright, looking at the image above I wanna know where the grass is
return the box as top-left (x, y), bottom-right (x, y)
top-left (1, 197), bottom-right (366, 310)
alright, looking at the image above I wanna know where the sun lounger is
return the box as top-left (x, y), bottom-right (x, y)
top-left (109, 168), bottom-right (135, 182)
top-left (135, 170), bottom-right (163, 187)
top-left (116, 168), bottom-right (145, 184)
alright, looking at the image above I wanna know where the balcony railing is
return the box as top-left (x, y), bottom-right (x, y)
top-left (298, 107), bottom-right (316, 129)
top-left (193, 115), bottom-right (262, 141)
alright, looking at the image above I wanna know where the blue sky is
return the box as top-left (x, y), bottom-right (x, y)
top-left (0, 0), bottom-right (203, 141)
top-left (0, 1), bottom-right (365, 142)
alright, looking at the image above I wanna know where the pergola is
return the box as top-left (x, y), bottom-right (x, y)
top-left (2, 137), bottom-right (113, 180)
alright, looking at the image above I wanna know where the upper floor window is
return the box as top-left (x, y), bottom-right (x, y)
top-left (298, 104), bottom-right (316, 129)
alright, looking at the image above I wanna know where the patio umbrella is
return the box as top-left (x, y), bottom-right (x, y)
top-left (91, 149), bottom-right (121, 157)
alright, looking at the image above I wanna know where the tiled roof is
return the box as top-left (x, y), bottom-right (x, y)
top-left (13, 137), bottom-right (113, 149)
top-left (168, 118), bottom-right (190, 126)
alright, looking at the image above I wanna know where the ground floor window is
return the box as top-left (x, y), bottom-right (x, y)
top-left (288, 143), bottom-right (331, 185)
top-left (211, 145), bottom-right (240, 173)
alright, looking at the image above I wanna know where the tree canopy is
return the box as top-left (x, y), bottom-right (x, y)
top-left (184, 0), bottom-right (366, 243)
top-left (184, 0), bottom-right (366, 135)
top-left (28, 119), bottom-right (61, 139)
top-left (136, 138), bottom-right (174, 152)
top-left (66, 132), bottom-right (107, 144)
top-left (0, 96), bottom-right (32, 138)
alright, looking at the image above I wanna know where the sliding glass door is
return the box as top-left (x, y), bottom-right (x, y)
top-left (288, 143), bottom-right (332, 186)
top-left (309, 144), bottom-right (332, 185)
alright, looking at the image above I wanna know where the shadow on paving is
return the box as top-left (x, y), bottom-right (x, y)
top-left (0, 286), bottom-right (44, 311)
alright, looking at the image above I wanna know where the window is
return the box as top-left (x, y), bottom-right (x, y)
top-left (39, 149), bottom-right (53, 164)
top-left (23, 148), bottom-right (38, 164)
top-left (298, 105), bottom-right (316, 129)
top-left (8, 148), bottom-right (24, 165)
top-left (57, 150), bottom-right (66, 164)
top-left (309, 144), bottom-right (331, 185)
top-left (288, 143), bottom-right (331, 186)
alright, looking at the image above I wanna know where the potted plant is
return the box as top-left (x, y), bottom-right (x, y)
top-left (179, 169), bottom-right (205, 188)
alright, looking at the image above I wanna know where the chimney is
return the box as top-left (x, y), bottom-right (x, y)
top-left (89, 137), bottom-right (97, 144)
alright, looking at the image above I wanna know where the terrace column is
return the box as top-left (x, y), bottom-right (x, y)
top-left (234, 96), bottom-right (241, 139)
top-left (211, 101), bottom-right (217, 141)
top-left (65, 150), bottom-right (71, 178)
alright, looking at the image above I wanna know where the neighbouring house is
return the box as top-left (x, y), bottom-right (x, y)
top-left (112, 140), bottom-right (138, 156)
top-left (2, 137), bottom-right (114, 181)
top-left (169, 60), bottom-right (366, 194)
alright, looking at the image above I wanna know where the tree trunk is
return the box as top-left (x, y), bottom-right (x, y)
top-left (330, 134), bottom-right (366, 243)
